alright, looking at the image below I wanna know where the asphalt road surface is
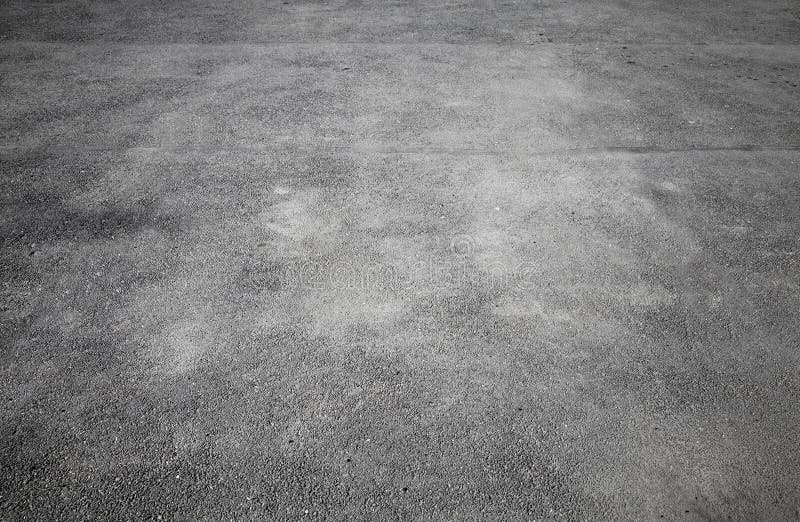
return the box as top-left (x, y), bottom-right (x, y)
top-left (1, 0), bottom-right (799, 519)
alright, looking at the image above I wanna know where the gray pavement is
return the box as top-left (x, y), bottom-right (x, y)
top-left (1, 0), bottom-right (799, 519)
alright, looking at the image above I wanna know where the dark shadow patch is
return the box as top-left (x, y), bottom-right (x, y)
top-left (1, 78), bottom-right (192, 140)
top-left (0, 148), bottom-right (184, 354)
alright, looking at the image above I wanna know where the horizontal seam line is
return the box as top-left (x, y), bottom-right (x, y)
top-left (2, 144), bottom-right (799, 155)
top-left (0, 40), bottom-right (797, 48)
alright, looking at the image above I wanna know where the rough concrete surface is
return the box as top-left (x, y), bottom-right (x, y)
top-left (1, 0), bottom-right (799, 519)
